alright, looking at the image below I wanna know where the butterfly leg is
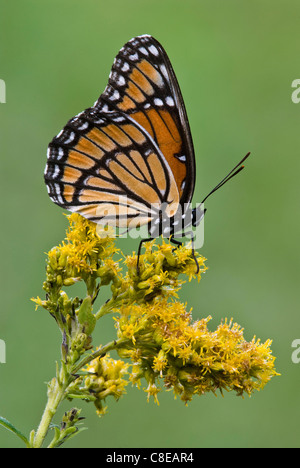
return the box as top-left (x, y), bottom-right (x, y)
top-left (170, 234), bottom-right (183, 254)
top-left (170, 235), bottom-right (183, 248)
top-left (137, 237), bottom-right (154, 275)
top-left (190, 233), bottom-right (200, 274)
top-left (171, 232), bottom-right (199, 274)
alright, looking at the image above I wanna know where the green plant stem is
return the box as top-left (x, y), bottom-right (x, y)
top-left (95, 297), bottom-right (125, 320)
top-left (72, 338), bottom-right (127, 374)
top-left (31, 339), bottom-right (127, 448)
top-left (32, 371), bottom-right (69, 448)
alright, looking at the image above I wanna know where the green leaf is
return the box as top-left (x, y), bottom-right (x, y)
top-left (77, 296), bottom-right (96, 335)
top-left (59, 426), bottom-right (88, 447)
top-left (47, 426), bottom-right (88, 448)
top-left (0, 416), bottom-right (30, 447)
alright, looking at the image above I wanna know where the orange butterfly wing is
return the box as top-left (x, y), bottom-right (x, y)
top-left (97, 35), bottom-right (196, 205)
top-left (45, 108), bottom-right (180, 226)
top-left (45, 35), bottom-right (195, 227)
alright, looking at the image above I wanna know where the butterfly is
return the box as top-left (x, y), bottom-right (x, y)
top-left (44, 34), bottom-right (250, 273)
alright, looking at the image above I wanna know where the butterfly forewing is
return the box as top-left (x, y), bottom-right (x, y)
top-left (97, 35), bottom-right (196, 205)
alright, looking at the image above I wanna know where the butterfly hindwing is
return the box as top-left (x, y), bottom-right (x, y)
top-left (45, 106), bottom-right (180, 226)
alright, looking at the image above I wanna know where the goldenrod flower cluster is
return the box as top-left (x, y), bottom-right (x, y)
top-left (116, 303), bottom-right (277, 403)
top-left (32, 213), bottom-right (278, 420)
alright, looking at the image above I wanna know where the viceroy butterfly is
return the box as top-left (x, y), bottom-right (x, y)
top-left (44, 34), bottom-right (250, 273)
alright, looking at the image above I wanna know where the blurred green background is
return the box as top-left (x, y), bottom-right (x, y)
top-left (1, 0), bottom-right (300, 448)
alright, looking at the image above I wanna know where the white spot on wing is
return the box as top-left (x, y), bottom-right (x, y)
top-left (129, 53), bottom-right (139, 61)
top-left (149, 45), bottom-right (159, 56)
top-left (117, 75), bottom-right (126, 86)
top-left (139, 46), bottom-right (149, 55)
top-left (177, 154), bottom-right (186, 162)
top-left (64, 132), bottom-right (75, 144)
top-left (160, 64), bottom-right (169, 80)
top-left (154, 98), bottom-right (163, 106)
top-left (53, 165), bottom-right (60, 178)
top-left (57, 148), bottom-right (64, 160)
top-left (121, 62), bottom-right (130, 72)
top-left (55, 183), bottom-right (64, 204)
top-left (110, 90), bottom-right (120, 101)
top-left (113, 116), bottom-right (126, 122)
top-left (94, 118), bottom-right (105, 124)
top-left (78, 121), bottom-right (89, 131)
top-left (166, 96), bottom-right (175, 106)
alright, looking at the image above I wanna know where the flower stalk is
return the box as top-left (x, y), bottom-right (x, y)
top-left (33, 372), bottom-right (68, 448)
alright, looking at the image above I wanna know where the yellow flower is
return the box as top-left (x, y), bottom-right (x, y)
top-left (31, 296), bottom-right (47, 310)
top-left (59, 213), bottom-right (116, 274)
top-left (152, 350), bottom-right (168, 375)
top-left (174, 242), bottom-right (207, 281)
top-left (120, 323), bottom-right (137, 344)
top-left (84, 352), bottom-right (129, 416)
top-left (145, 382), bottom-right (160, 405)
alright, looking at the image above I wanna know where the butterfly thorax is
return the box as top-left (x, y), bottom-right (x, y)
top-left (148, 203), bottom-right (205, 238)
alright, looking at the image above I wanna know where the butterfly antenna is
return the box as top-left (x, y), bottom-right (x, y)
top-left (201, 152), bottom-right (251, 204)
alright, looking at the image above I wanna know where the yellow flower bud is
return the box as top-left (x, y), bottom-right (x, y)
top-left (56, 275), bottom-right (63, 287)
top-left (58, 251), bottom-right (68, 269)
top-left (63, 277), bottom-right (80, 286)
